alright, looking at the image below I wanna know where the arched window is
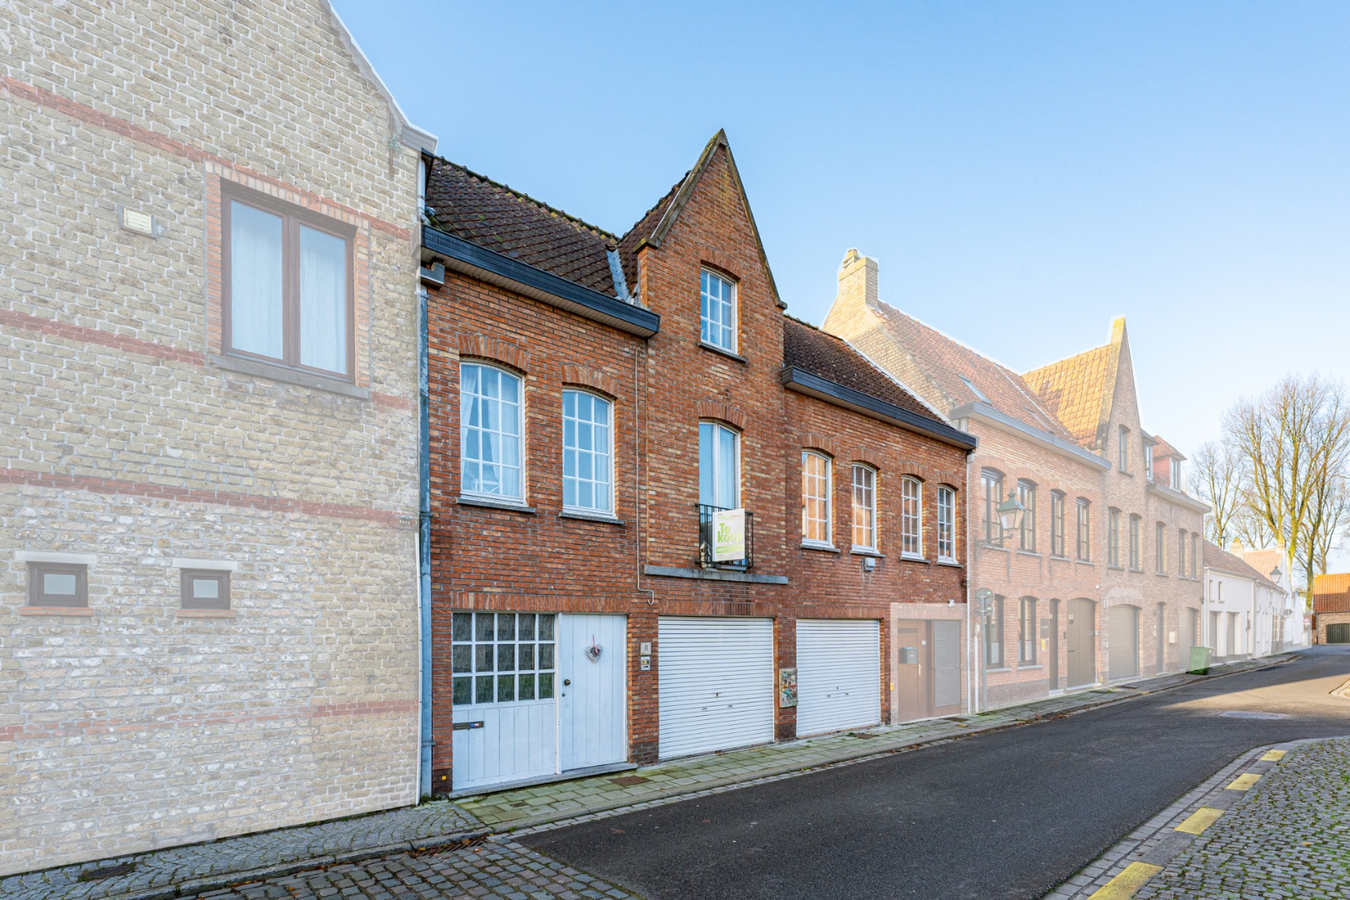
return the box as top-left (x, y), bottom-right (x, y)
top-left (562, 390), bottom-right (612, 513)
top-left (460, 362), bottom-right (524, 502)
top-left (802, 450), bottom-right (833, 546)
top-left (901, 476), bottom-right (924, 558)
top-left (937, 485), bottom-right (957, 562)
top-left (851, 464), bottom-right (877, 552)
top-left (699, 421), bottom-right (740, 509)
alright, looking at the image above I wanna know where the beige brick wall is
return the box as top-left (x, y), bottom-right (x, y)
top-left (1, 0), bottom-right (423, 874)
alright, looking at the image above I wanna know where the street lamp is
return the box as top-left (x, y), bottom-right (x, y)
top-left (995, 490), bottom-right (1026, 546)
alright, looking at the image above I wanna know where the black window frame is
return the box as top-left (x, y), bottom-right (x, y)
top-left (180, 569), bottom-right (232, 610)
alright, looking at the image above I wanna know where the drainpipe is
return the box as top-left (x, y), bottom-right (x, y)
top-left (417, 284), bottom-right (433, 800)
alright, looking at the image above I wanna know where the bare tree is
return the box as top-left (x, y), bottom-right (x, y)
top-left (1189, 438), bottom-right (1245, 546)
top-left (1231, 500), bottom-right (1275, 549)
top-left (1223, 374), bottom-right (1350, 592)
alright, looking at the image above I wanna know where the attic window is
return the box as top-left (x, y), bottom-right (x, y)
top-left (700, 269), bottom-right (737, 352)
top-left (959, 376), bottom-right (989, 403)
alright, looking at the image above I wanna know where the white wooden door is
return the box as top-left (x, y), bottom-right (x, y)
top-left (796, 619), bottom-right (880, 737)
top-left (658, 617), bottom-right (774, 759)
top-left (558, 614), bottom-right (627, 772)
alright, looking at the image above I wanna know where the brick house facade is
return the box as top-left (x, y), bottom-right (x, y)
top-left (1311, 573), bottom-right (1350, 644)
top-left (826, 258), bottom-right (1209, 708)
top-left (1, 0), bottom-right (433, 873)
top-left (421, 133), bottom-right (974, 793)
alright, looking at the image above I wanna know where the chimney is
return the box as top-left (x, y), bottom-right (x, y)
top-left (1229, 539), bottom-right (1244, 555)
top-left (837, 248), bottom-right (879, 311)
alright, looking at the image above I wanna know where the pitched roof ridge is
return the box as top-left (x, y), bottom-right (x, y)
top-left (1024, 340), bottom-right (1111, 381)
top-left (432, 157), bottom-right (619, 244)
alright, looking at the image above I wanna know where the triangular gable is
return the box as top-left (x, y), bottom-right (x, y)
top-left (1023, 317), bottom-right (1128, 451)
top-left (619, 130), bottom-right (786, 309)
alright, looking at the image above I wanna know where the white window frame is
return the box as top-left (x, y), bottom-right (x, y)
top-left (700, 269), bottom-right (737, 353)
top-left (1118, 425), bottom-right (1130, 473)
top-left (901, 476), bottom-right (924, 559)
top-left (1144, 442), bottom-right (1154, 482)
top-left (561, 389), bottom-right (614, 515)
top-left (802, 451), bottom-right (833, 548)
top-left (699, 421), bottom-right (741, 509)
top-left (851, 464), bottom-right (877, 552)
top-left (937, 485), bottom-right (957, 562)
top-left (459, 361), bottom-right (525, 504)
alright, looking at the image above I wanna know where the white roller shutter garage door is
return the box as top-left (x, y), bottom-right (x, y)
top-left (796, 619), bottom-right (881, 737)
top-left (658, 617), bottom-right (775, 759)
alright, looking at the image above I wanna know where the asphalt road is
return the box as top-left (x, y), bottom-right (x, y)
top-left (523, 646), bottom-right (1350, 900)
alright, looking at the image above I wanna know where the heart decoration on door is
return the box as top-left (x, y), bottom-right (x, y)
top-left (585, 640), bottom-right (603, 662)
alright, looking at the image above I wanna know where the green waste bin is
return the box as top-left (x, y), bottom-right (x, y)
top-left (1188, 645), bottom-right (1212, 675)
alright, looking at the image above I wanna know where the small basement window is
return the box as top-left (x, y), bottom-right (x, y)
top-left (28, 562), bottom-right (88, 607)
top-left (181, 569), bottom-right (231, 610)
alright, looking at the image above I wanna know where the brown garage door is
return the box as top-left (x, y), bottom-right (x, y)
top-left (1067, 598), bottom-right (1096, 688)
top-left (1108, 605), bottom-right (1139, 681)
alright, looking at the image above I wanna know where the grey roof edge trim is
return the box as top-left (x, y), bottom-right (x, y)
top-left (1147, 480), bottom-right (1212, 514)
top-left (781, 367), bottom-right (977, 451)
top-left (422, 226), bottom-right (659, 338)
top-left (950, 401), bottom-right (1109, 470)
top-left (326, 3), bottom-right (437, 153)
top-left (1204, 562), bottom-right (1280, 589)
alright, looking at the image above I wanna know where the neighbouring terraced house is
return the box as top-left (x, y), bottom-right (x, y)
top-left (419, 132), bottom-right (977, 794)
top-left (1, 0), bottom-right (434, 874)
top-left (825, 255), bottom-right (1209, 708)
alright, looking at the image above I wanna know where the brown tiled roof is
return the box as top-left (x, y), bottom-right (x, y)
top-left (1151, 435), bottom-right (1183, 460)
top-left (865, 303), bottom-right (1076, 442)
top-left (616, 178), bottom-right (683, 299)
top-left (1313, 573), bottom-right (1350, 597)
top-left (1204, 539), bottom-right (1276, 584)
top-left (425, 159), bottom-right (619, 297)
top-left (1023, 344), bottom-right (1114, 448)
top-left (783, 317), bottom-right (945, 423)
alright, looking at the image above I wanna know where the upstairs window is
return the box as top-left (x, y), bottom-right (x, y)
top-left (699, 421), bottom-right (740, 509)
top-left (225, 194), bottom-right (353, 378)
top-left (562, 390), bottom-right (612, 514)
top-left (802, 451), bottom-right (833, 546)
top-left (1076, 499), bottom-right (1092, 561)
top-left (937, 486), bottom-right (957, 562)
top-left (852, 464), bottom-right (877, 552)
top-left (460, 363), bottom-right (524, 502)
top-left (1144, 442), bottom-right (1154, 482)
top-left (1108, 508), bottom-right (1121, 567)
top-left (1018, 480), bottom-right (1037, 553)
top-left (1155, 522), bottom-right (1167, 574)
top-left (1050, 491), bottom-right (1066, 557)
top-left (1118, 425), bottom-right (1131, 473)
top-left (901, 477), bottom-right (924, 558)
top-left (700, 269), bottom-right (737, 352)
top-left (1179, 529), bottom-right (1189, 578)
top-left (1129, 513), bottom-right (1142, 570)
top-left (982, 469), bottom-right (1004, 544)
top-left (1191, 532), bottom-right (1199, 578)
top-left (1172, 459), bottom-right (1184, 491)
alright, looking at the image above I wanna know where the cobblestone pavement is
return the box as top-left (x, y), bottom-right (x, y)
top-left (7, 654), bottom-right (1287, 900)
top-left (1134, 737), bottom-right (1350, 900)
top-left (3, 801), bottom-right (484, 900)
top-left (186, 838), bottom-right (640, 900)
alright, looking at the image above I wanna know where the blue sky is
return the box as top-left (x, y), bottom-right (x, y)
top-left (335, 0), bottom-right (1350, 459)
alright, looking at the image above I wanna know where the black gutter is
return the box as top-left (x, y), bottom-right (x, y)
top-left (421, 225), bottom-right (660, 338)
top-left (781, 366), bottom-right (979, 451)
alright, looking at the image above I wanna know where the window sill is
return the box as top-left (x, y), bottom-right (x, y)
top-left (900, 552), bottom-right (928, 563)
top-left (801, 541), bottom-right (841, 553)
top-left (1075, 559), bottom-right (1094, 566)
top-left (178, 609), bottom-right (236, 618)
top-left (1017, 664), bottom-right (1045, 670)
top-left (981, 543), bottom-right (1009, 553)
top-left (698, 341), bottom-right (747, 364)
top-left (850, 548), bottom-right (883, 558)
top-left (984, 667), bottom-right (1011, 674)
top-left (18, 607), bottom-right (93, 616)
top-left (559, 509), bottom-right (625, 525)
top-left (457, 496), bottom-right (537, 514)
top-left (209, 353), bottom-right (369, 400)
top-left (1108, 564), bottom-right (1124, 571)
top-left (937, 558), bottom-right (962, 567)
top-left (1048, 555), bottom-right (1071, 562)
top-left (1016, 550), bottom-right (1041, 558)
top-left (1129, 567), bottom-right (1144, 574)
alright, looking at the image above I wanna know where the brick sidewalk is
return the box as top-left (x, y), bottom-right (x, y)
top-left (6, 654), bottom-right (1288, 900)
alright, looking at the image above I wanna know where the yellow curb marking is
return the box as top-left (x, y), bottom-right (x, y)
top-left (1260, 750), bottom-right (1286, 762)
top-left (1227, 773), bottom-right (1261, 791)
top-left (1088, 861), bottom-right (1163, 899)
top-left (1175, 807), bottom-right (1224, 834)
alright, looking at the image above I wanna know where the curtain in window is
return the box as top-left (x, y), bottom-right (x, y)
top-left (698, 423), bottom-right (738, 508)
top-left (230, 202), bottom-right (283, 359)
top-left (299, 225), bottom-right (348, 374)
top-left (461, 364), bottom-right (521, 499)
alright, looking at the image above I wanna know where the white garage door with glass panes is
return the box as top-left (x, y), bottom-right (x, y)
top-left (658, 617), bottom-right (774, 759)
top-left (450, 612), bottom-right (558, 791)
top-left (795, 619), bottom-right (881, 737)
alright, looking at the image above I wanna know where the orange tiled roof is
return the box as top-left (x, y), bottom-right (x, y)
top-left (1023, 344), bottom-right (1114, 449)
top-left (864, 302), bottom-right (1076, 442)
top-left (1241, 548), bottom-right (1284, 581)
top-left (1151, 434), bottom-right (1185, 461)
top-left (1313, 573), bottom-right (1350, 596)
top-left (1203, 539), bottom-right (1276, 584)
